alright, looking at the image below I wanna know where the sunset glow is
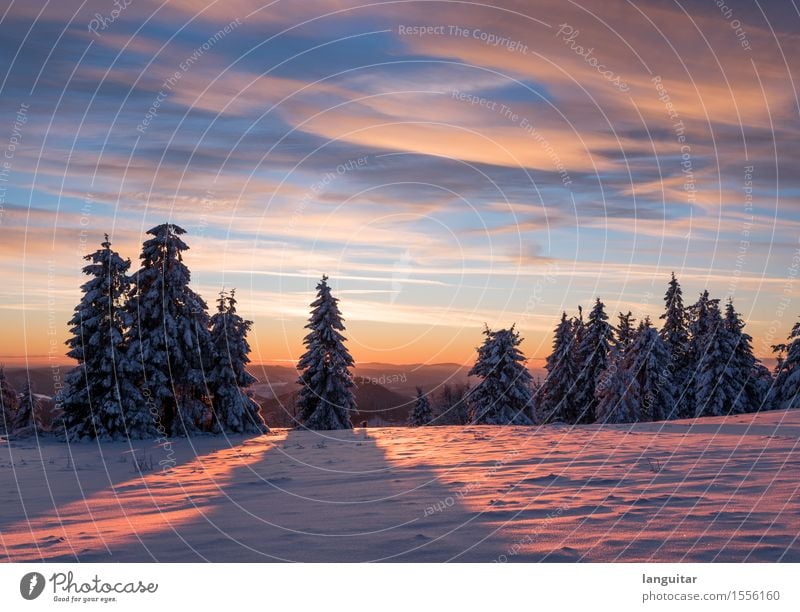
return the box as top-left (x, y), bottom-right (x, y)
top-left (1, 1), bottom-right (798, 367)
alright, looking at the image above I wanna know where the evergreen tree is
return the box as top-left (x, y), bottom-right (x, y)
top-left (431, 383), bottom-right (470, 425)
top-left (0, 366), bottom-right (18, 435)
top-left (723, 300), bottom-right (768, 413)
top-left (12, 381), bottom-right (43, 435)
top-left (468, 326), bottom-right (534, 425)
top-left (540, 312), bottom-right (578, 423)
top-left (629, 318), bottom-right (677, 421)
top-left (575, 298), bottom-right (613, 423)
top-left (572, 305), bottom-right (585, 354)
top-left (208, 289), bottom-right (268, 434)
top-left (595, 366), bottom-right (639, 424)
top-left (408, 387), bottom-right (433, 426)
top-left (595, 319), bottom-right (676, 423)
top-left (594, 312), bottom-right (634, 421)
top-left (614, 311), bottom-right (637, 357)
top-left (296, 275), bottom-right (356, 430)
top-left (753, 363), bottom-right (774, 410)
top-left (770, 316), bottom-right (800, 410)
top-left (691, 291), bottom-right (728, 417)
top-left (125, 224), bottom-right (212, 436)
top-left (660, 272), bottom-right (691, 413)
top-left (58, 236), bottom-right (155, 440)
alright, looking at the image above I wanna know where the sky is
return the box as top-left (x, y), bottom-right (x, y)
top-left (0, 0), bottom-right (799, 367)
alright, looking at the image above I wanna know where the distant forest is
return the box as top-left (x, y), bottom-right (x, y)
top-left (2, 225), bottom-right (799, 441)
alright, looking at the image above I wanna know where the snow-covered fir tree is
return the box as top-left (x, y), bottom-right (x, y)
top-left (540, 312), bottom-right (578, 423)
top-left (629, 318), bottom-right (677, 421)
top-left (125, 224), bottom-right (212, 436)
top-left (575, 298), bottom-right (613, 423)
top-left (0, 366), bottom-right (18, 435)
top-left (594, 311), bottom-right (635, 419)
top-left (770, 315), bottom-right (800, 410)
top-left (660, 272), bottom-right (691, 414)
top-left (12, 381), bottom-right (43, 435)
top-left (572, 305), bottom-right (585, 354)
top-left (596, 318), bottom-right (676, 423)
top-left (408, 387), bottom-right (433, 426)
top-left (660, 273), bottom-right (689, 350)
top-left (723, 300), bottom-right (769, 413)
top-left (296, 275), bottom-right (356, 430)
top-left (614, 311), bottom-right (637, 357)
top-left (690, 291), bottom-right (729, 417)
top-left (753, 362), bottom-right (774, 410)
top-left (431, 383), bottom-right (470, 425)
top-left (58, 236), bottom-right (155, 440)
top-left (595, 365), bottom-right (639, 424)
top-left (468, 326), bottom-right (534, 425)
top-left (208, 289), bottom-right (268, 434)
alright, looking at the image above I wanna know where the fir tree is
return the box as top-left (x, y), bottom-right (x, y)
top-left (408, 387), bottom-right (433, 426)
top-left (540, 312), bottom-right (578, 423)
top-left (770, 316), bottom-right (800, 410)
top-left (208, 289), bottom-right (268, 434)
top-left (58, 236), bottom-right (155, 440)
top-left (596, 318), bottom-right (676, 423)
top-left (690, 291), bottom-right (728, 417)
top-left (572, 305), bottom-right (585, 354)
top-left (125, 224), bottom-right (212, 436)
top-left (0, 366), bottom-right (18, 435)
top-left (753, 363), bottom-right (774, 410)
top-left (468, 326), bottom-right (534, 425)
top-left (575, 299), bottom-right (613, 423)
top-left (723, 300), bottom-right (768, 413)
top-left (660, 272), bottom-right (690, 414)
top-left (12, 381), bottom-right (43, 435)
top-left (594, 312), bottom-right (634, 420)
top-left (629, 318), bottom-right (677, 421)
top-left (595, 366), bottom-right (639, 424)
top-left (296, 275), bottom-right (356, 430)
top-left (431, 383), bottom-right (470, 425)
top-left (614, 311), bottom-right (636, 356)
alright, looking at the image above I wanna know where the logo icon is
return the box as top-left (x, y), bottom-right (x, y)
top-left (20, 572), bottom-right (45, 600)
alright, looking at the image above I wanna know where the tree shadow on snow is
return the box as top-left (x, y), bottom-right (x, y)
top-left (58, 427), bottom-right (508, 562)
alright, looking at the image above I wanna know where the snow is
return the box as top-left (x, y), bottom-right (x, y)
top-left (1, 409), bottom-right (798, 562)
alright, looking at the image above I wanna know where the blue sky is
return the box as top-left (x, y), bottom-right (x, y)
top-left (1, 0), bottom-right (799, 365)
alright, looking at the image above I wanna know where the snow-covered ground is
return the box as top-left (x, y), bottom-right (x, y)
top-left (1, 409), bottom-right (798, 562)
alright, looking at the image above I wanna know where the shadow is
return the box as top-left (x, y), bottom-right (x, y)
top-left (20, 428), bottom-right (504, 562)
top-left (8, 413), bottom-right (796, 562)
top-left (0, 434), bottom-right (279, 561)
